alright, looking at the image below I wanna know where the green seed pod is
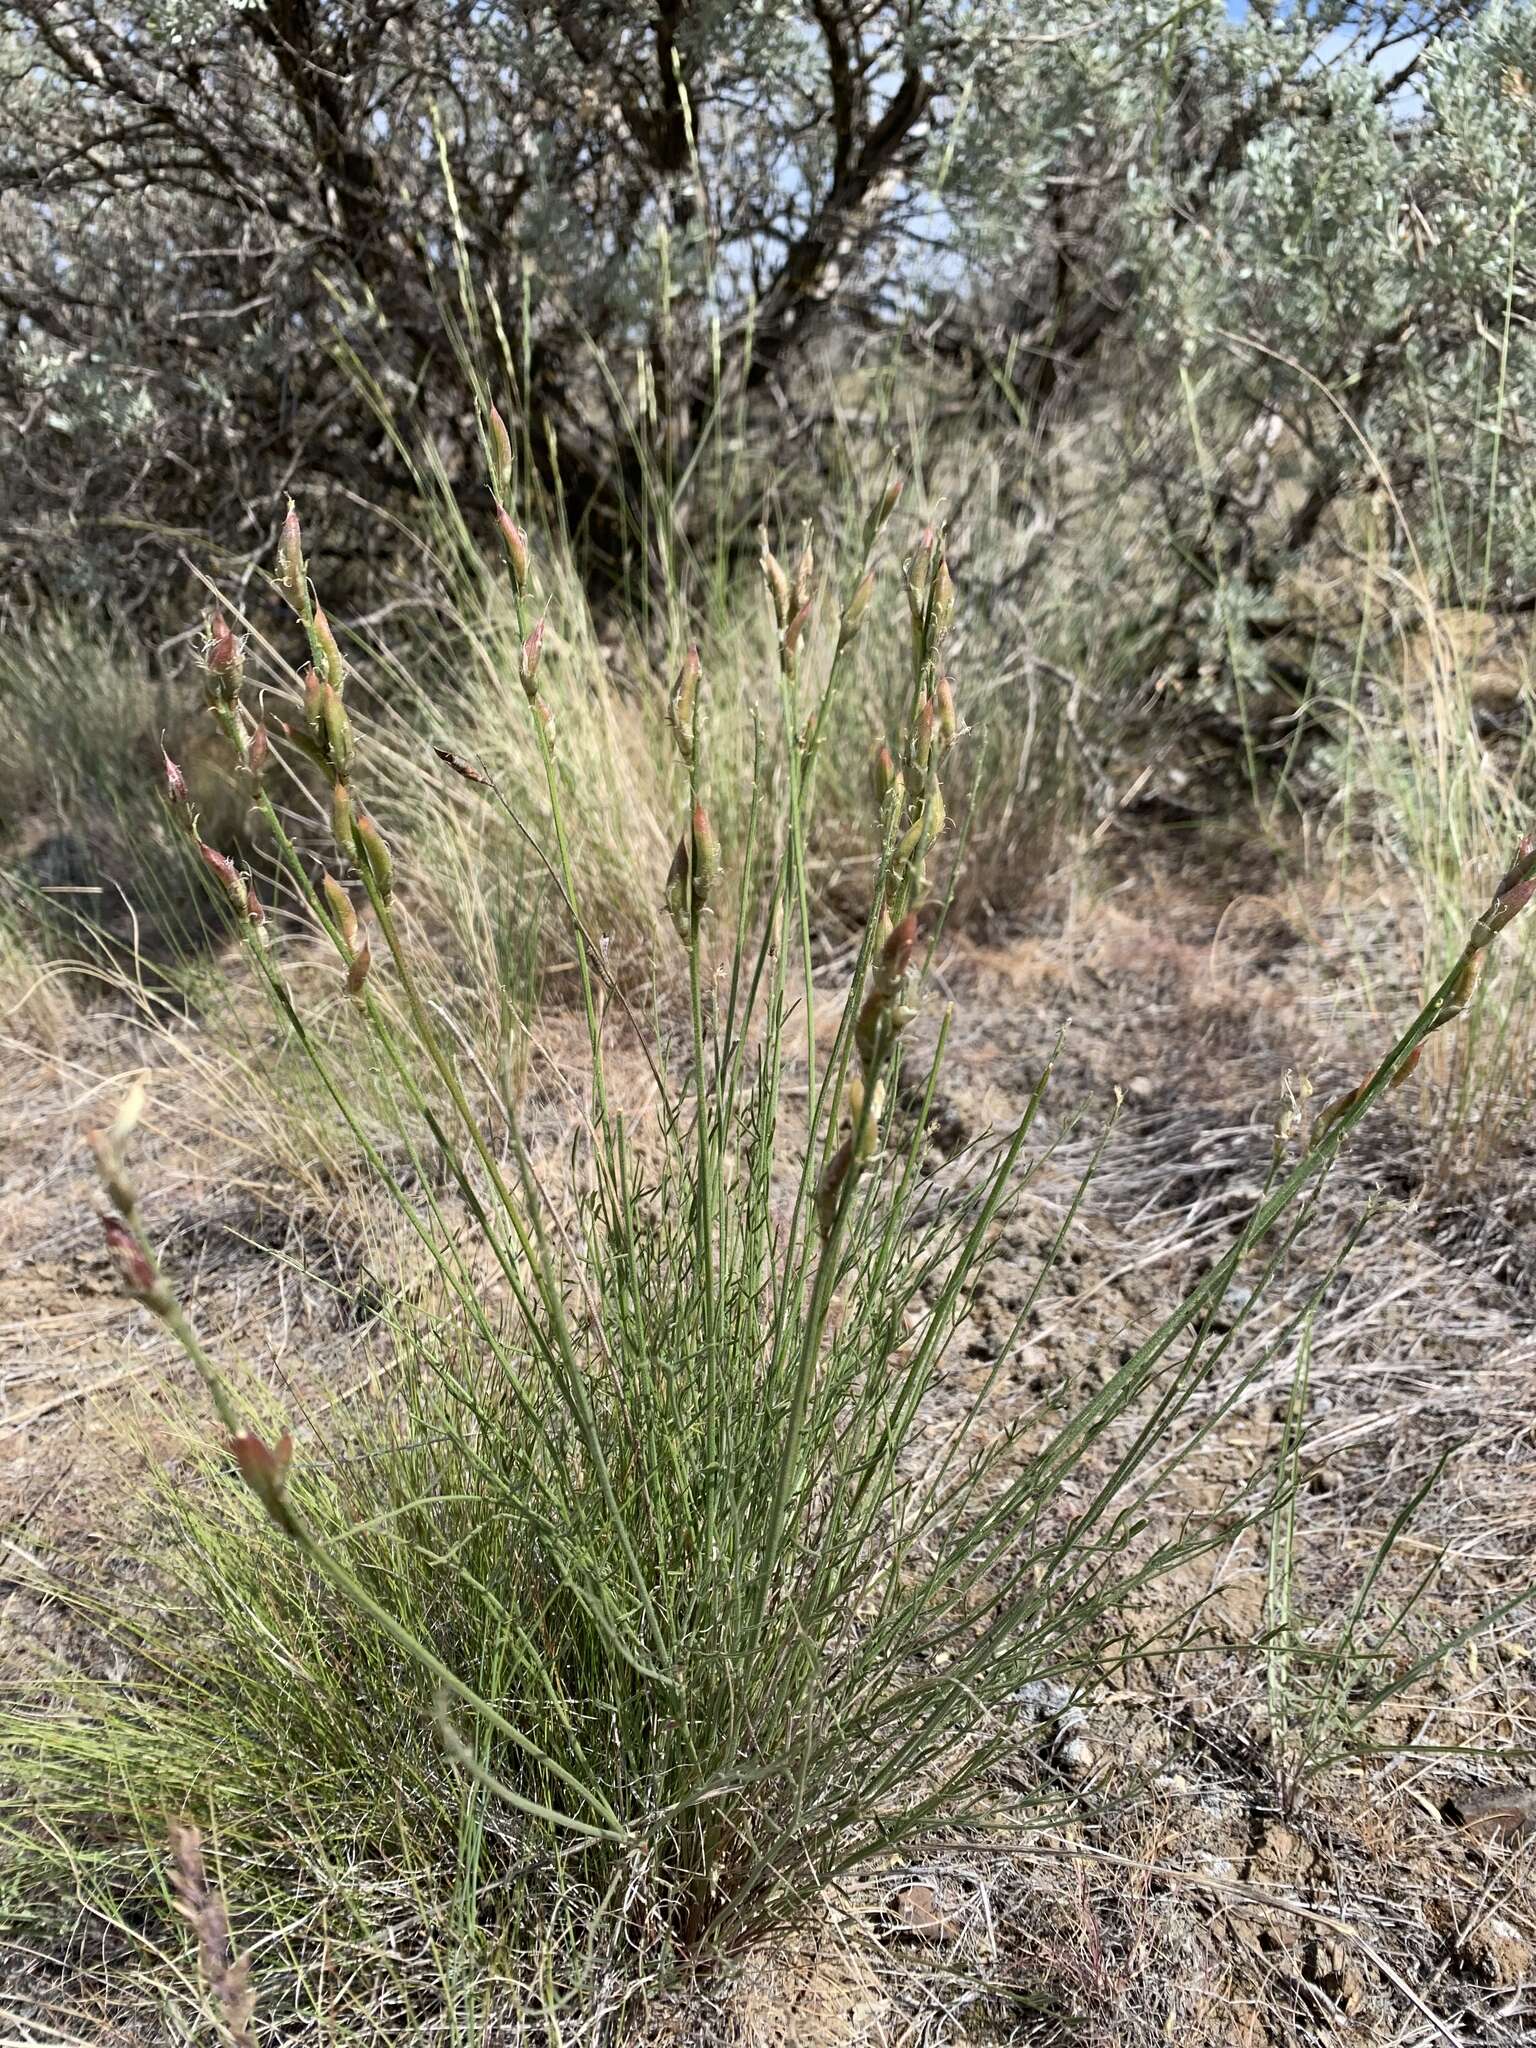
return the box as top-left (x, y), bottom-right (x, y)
top-left (664, 833), bottom-right (691, 941)
top-left (319, 683), bottom-right (354, 781)
top-left (668, 645), bottom-right (701, 764)
top-left (854, 988), bottom-right (885, 1073)
top-left (488, 405), bottom-right (514, 496)
top-left (793, 524), bottom-right (815, 616)
top-left (331, 781), bottom-right (355, 856)
top-left (929, 557), bottom-right (956, 644)
top-left (839, 567), bottom-right (877, 651)
top-left (691, 802), bottom-right (722, 905)
top-left (911, 700), bottom-right (934, 770)
top-left (322, 874), bottom-right (359, 951)
top-left (1441, 947), bottom-right (1483, 1022)
top-left (922, 783), bottom-right (946, 849)
top-left (760, 530), bottom-right (791, 632)
top-left (312, 607), bottom-right (345, 695)
top-left (852, 1076), bottom-right (885, 1161)
top-left (863, 473), bottom-right (904, 553)
top-left (935, 675), bottom-right (957, 751)
top-left (352, 811), bottom-right (394, 903)
top-left (906, 526), bottom-right (937, 623)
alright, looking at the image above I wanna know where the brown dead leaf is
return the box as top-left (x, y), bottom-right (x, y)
top-left (887, 1882), bottom-right (963, 1945)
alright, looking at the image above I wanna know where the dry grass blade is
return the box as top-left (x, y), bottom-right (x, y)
top-left (167, 1825), bottom-right (257, 2048)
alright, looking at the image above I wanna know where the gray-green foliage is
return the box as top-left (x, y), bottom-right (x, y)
top-left (1138, 6), bottom-right (1536, 604)
top-left (2, 0), bottom-right (1532, 660)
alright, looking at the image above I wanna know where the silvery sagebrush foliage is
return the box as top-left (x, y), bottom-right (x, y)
top-left (1136, 4), bottom-right (1536, 601)
top-left (1, 0), bottom-right (1532, 648)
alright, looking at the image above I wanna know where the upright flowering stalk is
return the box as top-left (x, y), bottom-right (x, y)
top-left (813, 524), bottom-right (963, 1242)
top-left (1313, 831), bottom-right (1536, 1141)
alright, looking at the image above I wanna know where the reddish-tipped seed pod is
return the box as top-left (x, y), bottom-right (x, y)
top-left (229, 1429), bottom-right (296, 1530)
top-left (878, 910), bottom-right (919, 991)
top-left (278, 500), bottom-right (307, 616)
top-left (1474, 830), bottom-right (1536, 944)
top-left (102, 1214), bottom-right (163, 1304)
top-left (783, 600), bottom-right (813, 661)
top-left (161, 749), bottom-right (190, 810)
top-left (664, 805), bottom-right (723, 939)
top-left (199, 842), bottom-right (248, 919)
top-left (1495, 832), bottom-right (1536, 924)
top-left (302, 665), bottom-right (324, 741)
top-left (205, 612), bottom-right (243, 707)
top-left (691, 803), bottom-right (722, 903)
top-left (246, 720), bottom-right (269, 783)
top-left (495, 503), bottom-right (529, 593)
top-left (1497, 831), bottom-right (1536, 899)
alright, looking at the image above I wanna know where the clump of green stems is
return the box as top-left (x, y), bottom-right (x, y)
top-left (14, 416), bottom-right (1536, 2022)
